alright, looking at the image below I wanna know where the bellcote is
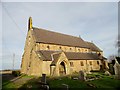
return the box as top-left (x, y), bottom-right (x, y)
top-left (28, 17), bottom-right (33, 30)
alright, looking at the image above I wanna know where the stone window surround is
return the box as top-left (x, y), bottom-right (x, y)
top-left (70, 62), bottom-right (74, 67)
top-left (97, 61), bottom-right (99, 65)
top-left (89, 61), bottom-right (92, 65)
top-left (80, 61), bottom-right (84, 66)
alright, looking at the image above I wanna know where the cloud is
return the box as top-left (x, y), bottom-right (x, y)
top-left (1, 0), bottom-right (119, 2)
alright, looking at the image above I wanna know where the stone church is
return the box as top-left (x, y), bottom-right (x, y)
top-left (21, 17), bottom-right (107, 76)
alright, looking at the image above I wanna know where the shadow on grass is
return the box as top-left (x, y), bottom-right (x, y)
top-left (18, 76), bottom-right (94, 90)
top-left (18, 77), bottom-right (42, 89)
top-left (2, 74), bottom-right (17, 85)
top-left (2, 74), bottom-right (34, 89)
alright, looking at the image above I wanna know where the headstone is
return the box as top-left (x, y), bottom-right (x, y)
top-left (114, 59), bottom-right (120, 80)
top-left (79, 70), bottom-right (86, 81)
top-left (41, 74), bottom-right (46, 84)
top-left (104, 71), bottom-right (111, 76)
top-left (87, 83), bottom-right (96, 88)
top-left (108, 63), bottom-right (115, 75)
top-left (43, 85), bottom-right (49, 90)
top-left (73, 77), bottom-right (78, 80)
top-left (27, 85), bottom-right (32, 88)
top-left (62, 84), bottom-right (69, 90)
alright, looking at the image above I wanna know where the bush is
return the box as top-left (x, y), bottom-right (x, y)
top-left (12, 70), bottom-right (21, 77)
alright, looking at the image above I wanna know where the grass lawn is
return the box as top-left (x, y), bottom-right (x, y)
top-left (2, 81), bottom-right (16, 89)
top-left (88, 75), bottom-right (120, 89)
top-left (2, 72), bottom-right (120, 89)
top-left (2, 75), bottom-right (34, 89)
top-left (47, 76), bottom-right (89, 88)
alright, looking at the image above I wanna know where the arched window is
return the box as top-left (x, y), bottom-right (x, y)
top-left (47, 45), bottom-right (50, 49)
top-left (80, 61), bottom-right (84, 66)
top-left (70, 62), bottom-right (74, 67)
top-left (97, 61), bottom-right (99, 65)
top-left (59, 47), bottom-right (62, 49)
top-left (89, 61), bottom-right (92, 65)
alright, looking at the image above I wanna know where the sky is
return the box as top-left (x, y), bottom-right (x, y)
top-left (1, 1), bottom-right (118, 70)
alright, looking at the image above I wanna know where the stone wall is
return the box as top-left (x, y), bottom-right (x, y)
top-left (27, 51), bottom-right (43, 76)
top-left (21, 29), bottom-right (103, 76)
top-left (36, 43), bottom-right (89, 53)
top-left (69, 60), bottom-right (101, 73)
top-left (21, 29), bottom-right (36, 74)
top-left (42, 61), bottom-right (52, 76)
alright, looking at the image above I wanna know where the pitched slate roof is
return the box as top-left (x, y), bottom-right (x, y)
top-left (36, 50), bottom-right (102, 61)
top-left (32, 27), bottom-right (88, 48)
top-left (64, 52), bottom-right (100, 60)
top-left (36, 50), bottom-right (61, 61)
top-left (86, 42), bottom-right (102, 52)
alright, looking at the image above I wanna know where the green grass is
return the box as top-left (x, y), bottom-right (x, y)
top-left (87, 75), bottom-right (120, 89)
top-left (19, 78), bottom-right (40, 89)
top-left (48, 77), bottom-right (89, 88)
top-left (89, 78), bottom-right (119, 88)
top-left (2, 73), bottom-right (120, 89)
top-left (2, 75), bottom-right (34, 89)
top-left (2, 81), bottom-right (17, 89)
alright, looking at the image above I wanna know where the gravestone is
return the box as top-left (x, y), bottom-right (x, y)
top-left (79, 70), bottom-right (86, 81)
top-left (40, 74), bottom-right (49, 90)
top-left (114, 59), bottom-right (120, 80)
top-left (108, 63), bottom-right (115, 75)
top-left (104, 71), bottom-right (111, 76)
top-left (41, 74), bottom-right (46, 84)
top-left (62, 84), bottom-right (69, 90)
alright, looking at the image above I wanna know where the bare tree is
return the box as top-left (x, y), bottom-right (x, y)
top-left (108, 55), bottom-right (116, 63)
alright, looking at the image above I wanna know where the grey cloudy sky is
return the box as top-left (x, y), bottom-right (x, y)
top-left (1, 2), bottom-right (118, 70)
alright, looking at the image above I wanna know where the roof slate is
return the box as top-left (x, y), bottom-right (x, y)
top-left (36, 50), bottom-right (102, 61)
top-left (32, 27), bottom-right (102, 52)
top-left (86, 42), bottom-right (102, 52)
top-left (65, 52), bottom-right (100, 60)
top-left (37, 50), bottom-right (61, 61)
top-left (32, 27), bottom-right (88, 48)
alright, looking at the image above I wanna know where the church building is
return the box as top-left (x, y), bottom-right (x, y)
top-left (21, 17), bottom-right (107, 76)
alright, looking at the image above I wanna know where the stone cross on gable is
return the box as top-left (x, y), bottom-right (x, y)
top-left (28, 17), bottom-right (33, 30)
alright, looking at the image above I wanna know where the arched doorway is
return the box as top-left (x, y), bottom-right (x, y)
top-left (59, 62), bottom-right (66, 76)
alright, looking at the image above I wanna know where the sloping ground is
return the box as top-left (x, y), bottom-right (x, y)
top-left (2, 75), bottom-right (34, 89)
top-left (47, 75), bottom-right (120, 89)
top-left (11, 76), bottom-right (34, 88)
top-left (2, 73), bottom-right (120, 89)
top-left (47, 77), bottom-right (90, 89)
top-left (87, 76), bottom-right (120, 89)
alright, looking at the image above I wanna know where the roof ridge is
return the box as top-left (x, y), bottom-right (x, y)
top-left (85, 41), bottom-right (102, 52)
top-left (33, 27), bottom-right (84, 40)
top-left (32, 27), bottom-right (89, 48)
